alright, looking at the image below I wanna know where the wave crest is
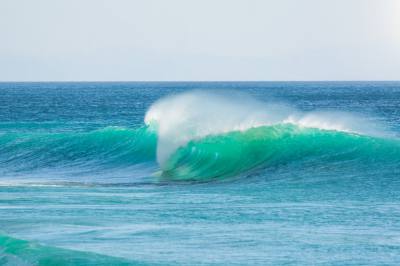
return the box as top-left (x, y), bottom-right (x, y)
top-left (145, 90), bottom-right (387, 170)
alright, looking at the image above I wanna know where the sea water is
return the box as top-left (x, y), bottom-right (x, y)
top-left (0, 82), bottom-right (400, 265)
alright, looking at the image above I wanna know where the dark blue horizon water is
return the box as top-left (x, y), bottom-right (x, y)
top-left (1, 81), bottom-right (400, 265)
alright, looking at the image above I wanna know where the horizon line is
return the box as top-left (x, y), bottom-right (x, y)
top-left (1, 80), bottom-right (400, 83)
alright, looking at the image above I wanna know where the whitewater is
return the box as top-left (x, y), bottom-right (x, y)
top-left (1, 82), bottom-right (400, 265)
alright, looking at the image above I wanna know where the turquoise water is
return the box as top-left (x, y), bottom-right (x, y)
top-left (1, 82), bottom-right (400, 265)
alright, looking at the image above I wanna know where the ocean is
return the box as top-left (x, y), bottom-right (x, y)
top-left (0, 81), bottom-right (400, 265)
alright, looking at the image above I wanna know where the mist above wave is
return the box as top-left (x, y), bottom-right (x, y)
top-left (145, 90), bottom-right (386, 166)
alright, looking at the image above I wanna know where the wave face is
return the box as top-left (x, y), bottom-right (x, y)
top-left (161, 124), bottom-right (400, 181)
top-left (145, 90), bottom-right (399, 181)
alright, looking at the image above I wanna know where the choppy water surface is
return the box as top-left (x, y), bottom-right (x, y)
top-left (1, 82), bottom-right (400, 265)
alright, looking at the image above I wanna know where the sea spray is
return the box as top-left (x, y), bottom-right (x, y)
top-left (145, 90), bottom-right (392, 180)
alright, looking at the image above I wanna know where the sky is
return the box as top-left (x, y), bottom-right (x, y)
top-left (1, 0), bottom-right (400, 81)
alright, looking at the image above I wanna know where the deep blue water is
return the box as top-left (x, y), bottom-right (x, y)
top-left (0, 82), bottom-right (400, 265)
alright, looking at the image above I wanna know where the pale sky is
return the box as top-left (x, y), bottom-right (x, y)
top-left (1, 0), bottom-right (400, 81)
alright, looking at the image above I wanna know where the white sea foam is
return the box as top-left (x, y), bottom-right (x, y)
top-left (145, 90), bottom-right (384, 165)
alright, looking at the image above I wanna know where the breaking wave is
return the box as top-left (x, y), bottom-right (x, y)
top-left (1, 90), bottom-right (399, 182)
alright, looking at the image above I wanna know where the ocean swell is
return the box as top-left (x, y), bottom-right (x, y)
top-left (1, 90), bottom-right (399, 182)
